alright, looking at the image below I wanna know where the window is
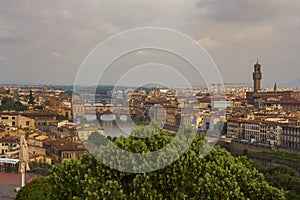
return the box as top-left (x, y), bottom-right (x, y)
top-left (12, 117), bottom-right (15, 120)
top-left (12, 122), bottom-right (15, 126)
top-left (1, 117), bottom-right (8, 120)
top-left (26, 121), bottom-right (30, 126)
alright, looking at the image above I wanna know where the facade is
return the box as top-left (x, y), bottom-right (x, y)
top-left (0, 136), bottom-right (19, 159)
top-left (265, 122), bottom-right (282, 146)
top-left (42, 137), bottom-right (86, 163)
top-left (227, 118), bottom-right (284, 146)
top-left (149, 104), bottom-right (167, 125)
top-left (244, 120), bottom-right (261, 142)
top-left (77, 125), bottom-right (104, 141)
top-left (281, 125), bottom-right (300, 150)
top-left (227, 118), bottom-right (245, 139)
top-left (0, 112), bottom-right (35, 129)
top-left (22, 111), bottom-right (57, 131)
top-left (72, 95), bottom-right (85, 121)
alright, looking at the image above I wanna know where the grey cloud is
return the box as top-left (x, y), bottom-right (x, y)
top-left (0, 0), bottom-right (299, 87)
top-left (196, 0), bottom-right (300, 24)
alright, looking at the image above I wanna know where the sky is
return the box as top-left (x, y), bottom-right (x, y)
top-left (1, 0), bottom-right (300, 88)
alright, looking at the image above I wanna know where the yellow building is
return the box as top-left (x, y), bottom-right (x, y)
top-left (0, 112), bottom-right (35, 129)
top-left (30, 155), bottom-right (52, 165)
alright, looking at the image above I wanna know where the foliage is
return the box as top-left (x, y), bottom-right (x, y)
top-left (29, 90), bottom-right (35, 104)
top-left (88, 131), bottom-right (108, 146)
top-left (29, 160), bottom-right (52, 176)
top-left (263, 165), bottom-right (300, 200)
top-left (34, 105), bottom-right (44, 110)
top-left (242, 148), bottom-right (249, 157)
top-left (131, 115), bottom-right (145, 126)
top-left (261, 151), bottom-right (300, 163)
top-left (0, 97), bottom-right (28, 111)
top-left (19, 123), bottom-right (285, 199)
top-left (57, 114), bottom-right (69, 121)
top-left (15, 177), bottom-right (52, 200)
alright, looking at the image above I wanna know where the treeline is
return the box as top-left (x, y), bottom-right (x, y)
top-left (16, 123), bottom-right (285, 200)
top-left (254, 162), bottom-right (300, 200)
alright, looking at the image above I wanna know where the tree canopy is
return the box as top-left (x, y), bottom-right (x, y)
top-left (264, 165), bottom-right (300, 200)
top-left (0, 97), bottom-right (28, 111)
top-left (16, 177), bottom-right (52, 200)
top-left (88, 131), bottom-right (108, 146)
top-left (17, 124), bottom-right (285, 200)
top-left (28, 90), bottom-right (35, 105)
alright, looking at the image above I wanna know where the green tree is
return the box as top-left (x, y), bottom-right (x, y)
top-left (34, 105), bottom-right (44, 110)
top-left (29, 90), bottom-right (35, 104)
top-left (242, 148), bottom-right (249, 157)
top-left (0, 97), bottom-right (28, 111)
top-left (88, 131), bottom-right (108, 146)
top-left (18, 124), bottom-right (285, 199)
top-left (264, 165), bottom-right (300, 199)
top-left (15, 177), bottom-right (52, 200)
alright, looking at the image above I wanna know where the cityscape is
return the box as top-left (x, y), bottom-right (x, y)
top-left (1, 0), bottom-right (300, 200)
top-left (0, 61), bottom-right (299, 199)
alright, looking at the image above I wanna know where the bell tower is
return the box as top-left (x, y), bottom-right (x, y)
top-left (253, 60), bottom-right (262, 92)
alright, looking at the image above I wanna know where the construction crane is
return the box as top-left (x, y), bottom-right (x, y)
top-left (211, 82), bottom-right (252, 94)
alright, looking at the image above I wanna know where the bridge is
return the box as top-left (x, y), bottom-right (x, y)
top-left (84, 104), bottom-right (130, 115)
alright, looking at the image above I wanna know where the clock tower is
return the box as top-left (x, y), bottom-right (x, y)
top-left (253, 60), bottom-right (262, 92)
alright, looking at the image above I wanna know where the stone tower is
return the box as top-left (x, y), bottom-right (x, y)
top-left (253, 60), bottom-right (262, 92)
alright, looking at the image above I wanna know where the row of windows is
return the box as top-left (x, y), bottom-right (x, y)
top-left (1, 116), bottom-right (17, 120)
top-left (282, 142), bottom-right (300, 149)
top-left (62, 152), bottom-right (73, 158)
top-left (282, 132), bottom-right (300, 136)
top-left (36, 122), bottom-right (48, 126)
top-left (245, 126), bottom-right (260, 130)
top-left (282, 136), bottom-right (300, 142)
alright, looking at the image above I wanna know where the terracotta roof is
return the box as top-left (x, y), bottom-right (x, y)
top-left (51, 141), bottom-right (85, 151)
top-left (22, 111), bottom-right (57, 116)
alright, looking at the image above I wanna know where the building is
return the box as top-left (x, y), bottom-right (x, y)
top-left (0, 136), bottom-right (19, 159)
top-left (246, 61), bottom-right (300, 107)
top-left (253, 61), bottom-right (262, 92)
top-left (149, 104), bottom-right (167, 125)
top-left (227, 118), bottom-right (284, 146)
top-left (244, 120), bottom-right (261, 142)
top-left (227, 118), bottom-right (245, 139)
top-left (0, 112), bottom-right (35, 129)
top-left (265, 121), bottom-right (282, 146)
top-left (281, 124), bottom-right (300, 150)
top-left (77, 123), bottom-right (104, 141)
top-left (22, 111), bottom-right (57, 131)
top-left (72, 95), bottom-right (85, 122)
top-left (42, 137), bottom-right (86, 163)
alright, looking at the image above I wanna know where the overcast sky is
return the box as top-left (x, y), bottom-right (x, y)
top-left (1, 0), bottom-right (300, 88)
